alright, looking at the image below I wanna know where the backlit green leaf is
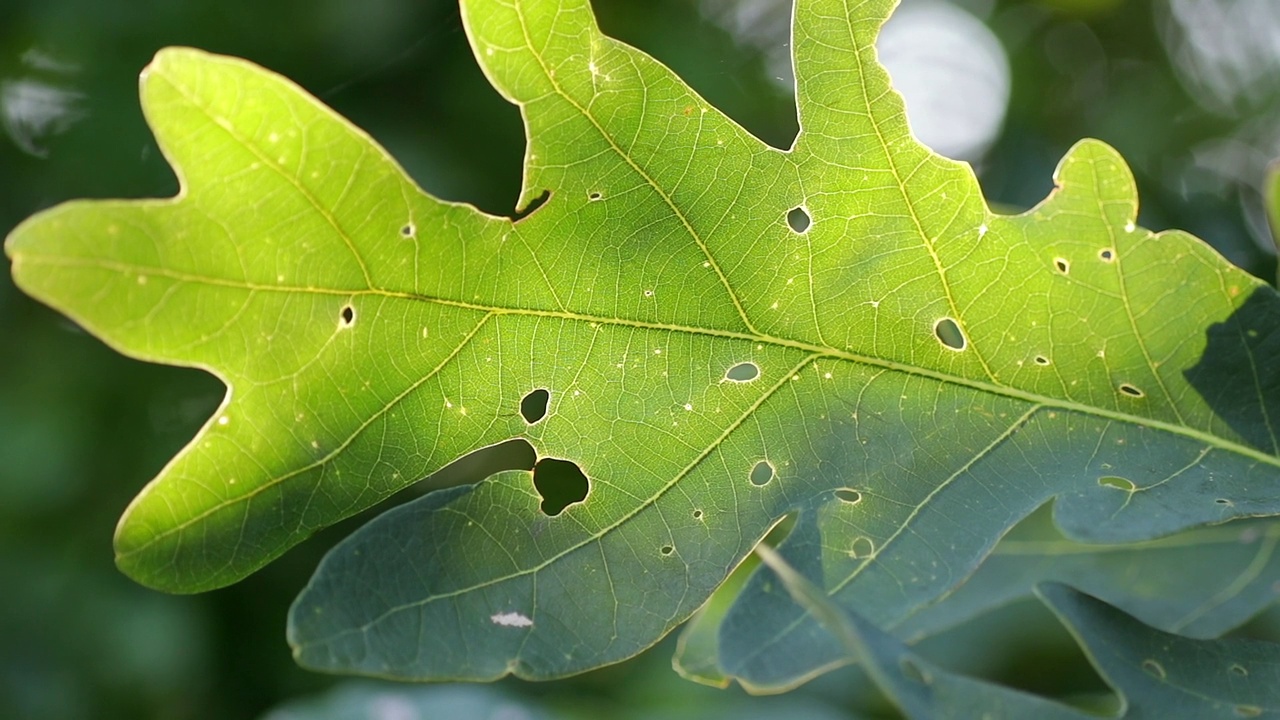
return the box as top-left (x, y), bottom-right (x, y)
top-left (6, 0), bottom-right (1280, 687)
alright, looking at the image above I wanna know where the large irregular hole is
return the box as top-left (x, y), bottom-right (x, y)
top-left (407, 438), bottom-right (536, 497)
top-left (750, 460), bottom-right (774, 486)
top-left (726, 361), bottom-right (760, 382)
top-left (532, 458), bottom-right (589, 516)
top-left (786, 206), bottom-right (811, 233)
top-left (520, 388), bottom-right (550, 424)
top-left (934, 317), bottom-right (966, 351)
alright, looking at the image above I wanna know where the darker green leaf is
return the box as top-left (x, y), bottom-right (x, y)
top-left (758, 544), bottom-right (1280, 719)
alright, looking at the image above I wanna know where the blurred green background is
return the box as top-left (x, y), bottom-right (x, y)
top-left (3, 0), bottom-right (1278, 718)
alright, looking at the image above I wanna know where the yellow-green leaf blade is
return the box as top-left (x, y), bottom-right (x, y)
top-left (5, 0), bottom-right (1279, 691)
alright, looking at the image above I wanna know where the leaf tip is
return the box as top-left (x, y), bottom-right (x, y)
top-left (112, 497), bottom-right (216, 595)
top-left (1058, 138), bottom-right (1138, 208)
top-left (143, 46), bottom-right (210, 78)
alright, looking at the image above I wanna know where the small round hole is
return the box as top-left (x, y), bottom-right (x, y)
top-left (588, 191), bottom-right (602, 202)
top-left (660, 545), bottom-right (674, 556)
top-left (933, 317), bottom-right (966, 351)
top-left (1216, 498), bottom-right (1234, 506)
top-left (725, 362), bottom-right (760, 382)
top-left (692, 509), bottom-right (703, 520)
top-left (750, 461), bottom-right (774, 486)
top-left (786, 206), bottom-right (811, 233)
top-left (1034, 355), bottom-right (1050, 366)
top-left (834, 488), bottom-right (862, 504)
top-left (849, 536), bottom-right (876, 559)
top-left (1054, 257), bottom-right (1070, 274)
top-left (339, 305), bottom-right (355, 326)
top-left (1099, 248), bottom-right (1115, 262)
top-left (1118, 383), bottom-right (1144, 398)
top-left (400, 223), bottom-right (415, 237)
top-left (520, 388), bottom-right (550, 424)
top-left (1098, 476), bottom-right (1135, 492)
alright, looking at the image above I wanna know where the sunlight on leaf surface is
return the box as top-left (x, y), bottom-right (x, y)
top-left (5, 0), bottom-right (1280, 686)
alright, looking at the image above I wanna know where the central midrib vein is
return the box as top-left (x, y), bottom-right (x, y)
top-left (21, 251), bottom-right (1280, 469)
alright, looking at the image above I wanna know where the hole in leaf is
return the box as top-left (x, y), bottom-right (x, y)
top-left (726, 361), bottom-right (760, 382)
top-left (339, 304), bottom-right (355, 327)
top-left (1054, 257), bottom-right (1070, 274)
top-left (1034, 355), bottom-right (1050, 366)
top-left (1099, 248), bottom-right (1115, 262)
top-left (532, 458), bottom-right (589, 516)
top-left (1098, 476), bottom-right (1135, 492)
top-left (512, 189), bottom-right (550, 221)
top-left (660, 545), bottom-right (674, 556)
top-left (1230, 663), bottom-right (1248, 677)
top-left (400, 222), bottom-right (415, 237)
top-left (786, 206), bottom-right (811, 233)
top-left (1217, 498), bottom-right (1234, 506)
top-left (750, 460), bottom-right (774, 486)
top-left (520, 388), bottom-right (550, 424)
top-left (849, 536), bottom-right (876, 559)
top-left (934, 317), bottom-right (966, 351)
top-left (1118, 383), bottom-right (1144, 398)
top-left (588, 191), bottom-right (602, 202)
top-left (692, 509), bottom-right (703, 520)
top-left (834, 488), bottom-right (862, 504)
top-left (900, 659), bottom-right (931, 685)
top-left (407, 438), bottom-right (536, 497)
top-left (1236, 706), bottom-right (1263, 718)
top-left (1142, 659), bottom-right (1166, 680)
